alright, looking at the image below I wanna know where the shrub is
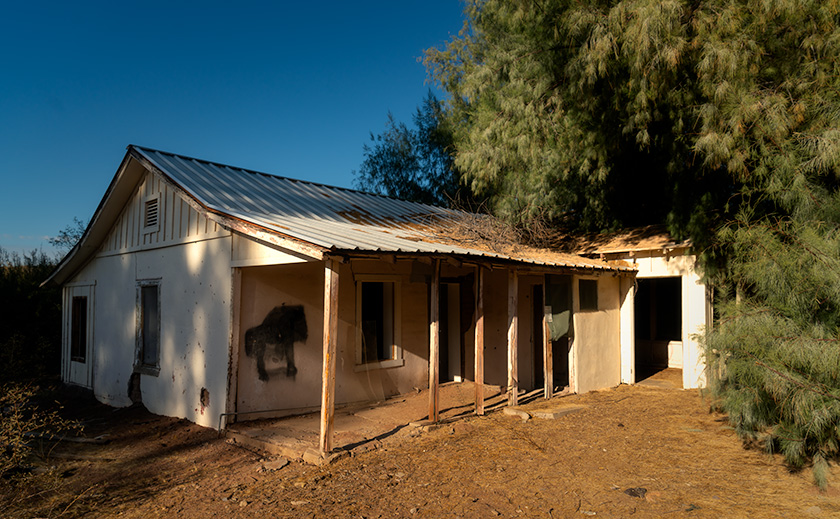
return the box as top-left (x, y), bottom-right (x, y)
top-left (1, 383), bottom-right (81, 481)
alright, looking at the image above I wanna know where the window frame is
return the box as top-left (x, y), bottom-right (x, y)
top-left (70, 296), bottom-right (88, 363)
top-left (135, 279), bottom-right (161, 376)
top-left (578, 278), bottom-right (599, 312)
top-left (354, 275), bottom-right (403, 371)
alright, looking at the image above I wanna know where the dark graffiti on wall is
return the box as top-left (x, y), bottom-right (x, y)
top-left (244, 304), bottom-right (308, 381)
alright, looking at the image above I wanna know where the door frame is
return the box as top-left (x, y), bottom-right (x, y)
top-left (63, 283), bottom-right (95, 388)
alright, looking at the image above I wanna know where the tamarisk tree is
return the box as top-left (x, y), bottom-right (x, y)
top-left (707, 196), bottom-right (840, 488)
top-left (427, 0), bottom-right (840, 485)
top-left (699, 1), bottom-right (840, 488)
top-left (425, 0), bottom-right (732, 239)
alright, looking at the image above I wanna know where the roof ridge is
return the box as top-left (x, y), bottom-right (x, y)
top-left (127, 144), bottom-right (450, 211)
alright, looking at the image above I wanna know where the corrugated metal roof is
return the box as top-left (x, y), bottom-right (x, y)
top-left (574, 225), bottom-right (691, 255)
top-left (130, 145), bottom-right (633, 272)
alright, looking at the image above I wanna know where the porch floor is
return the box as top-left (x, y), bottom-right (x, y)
top-left (224, 381), bottom-right (523, 461)
top-left (635, 367), bottom-right (683, 389)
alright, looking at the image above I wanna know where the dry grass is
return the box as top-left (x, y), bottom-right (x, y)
top-left (4, 382), bottom-right (838, 518)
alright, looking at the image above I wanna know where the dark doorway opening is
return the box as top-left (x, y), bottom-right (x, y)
top-left (533, 284), bottom-right (570, 392)
top-left (438, 279), bottom-right (469, 383)
top-left (635, 277), bottom-right (682, 381)
top-left (439, 284), bottom-right (450, 383)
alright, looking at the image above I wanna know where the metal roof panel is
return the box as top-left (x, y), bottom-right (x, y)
top-left (131, 145), bottom-right (633, 272)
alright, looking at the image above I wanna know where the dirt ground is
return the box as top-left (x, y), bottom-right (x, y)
top-left (4, 377), bottom-right (839, 518)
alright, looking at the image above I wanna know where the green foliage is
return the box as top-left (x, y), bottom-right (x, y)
top-left (425, 0), bottom-right (723, 236)
top-left (697, 0), bottom-right (840, 488)
top-left (0, 248), bottom-right (61, 383)
top-left (425, 0), bottom-right (839, 240)
top-left (354, 91), bottom-right (469, 207)
top-left (428, 0), bottom-right (840, 486)
top-left (706, 204), bottom-right (840, 488)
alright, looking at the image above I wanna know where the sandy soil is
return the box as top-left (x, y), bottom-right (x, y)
top-left (4, 379), bottom-right (839, 518)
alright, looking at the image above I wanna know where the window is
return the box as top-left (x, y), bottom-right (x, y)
top-left (579, 279), bottom-right (599, 311)
top-left (361, 282), bottom-right (394, 362)
top-left (143, 195), bottom-right (160, 232)
top-left (356, 278), bottom-right (403, 370)
top-left (136, 281), bottom-right (160, 375)
top-left (70, 296), bottom-right (87, 362)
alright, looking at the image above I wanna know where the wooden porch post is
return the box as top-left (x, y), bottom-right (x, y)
top-left (475, 266), bottom-right (485, 415)
top-left (319, 258), bottom-right (340, 456)
top-left (543, 276), bottom-right (553, 399)
top-left (507, 270), bottom-right (519, 406)
top-left (428, 259), bottom-right (441, 422)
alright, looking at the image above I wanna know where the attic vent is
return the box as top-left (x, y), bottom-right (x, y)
top-left (144, 197), bottom-right (159, 229)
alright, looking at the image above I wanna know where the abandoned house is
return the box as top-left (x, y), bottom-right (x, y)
top-left (46, 145), bottom-right (707, 456)
top-left (576, 227), bottom-right (710, 390)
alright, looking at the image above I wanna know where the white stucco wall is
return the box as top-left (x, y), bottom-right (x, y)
top-left (235, 259), bottom-right (432, 418)
top-left (64, 235), bottom-right (233, 428)
top-left (133, 238), bottom-right (233, 428)
top-left (66, 253), bottom-right (135, 408)
top-left (619, 276), bottom-right (635, 384)
top-left (573, 275), bottom-right (622, 393)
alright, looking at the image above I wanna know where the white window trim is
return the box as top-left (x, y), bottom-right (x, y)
top-left (63, 284), bottom-right (95, 388)
top-left (354, 274), bottom-right (404, 371)
top-left (135, 278), bottom-right (161, 376)
top-left (69, 295), bottom-right (89, 363)
top-left (142, 194), bottom-right (161, 234)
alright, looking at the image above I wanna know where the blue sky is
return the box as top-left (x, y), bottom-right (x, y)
top-left (0, 1), bottom-right (465, 255)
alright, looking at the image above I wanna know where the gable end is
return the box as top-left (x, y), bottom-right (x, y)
top-left (99, 169), bottom-right (228, 255)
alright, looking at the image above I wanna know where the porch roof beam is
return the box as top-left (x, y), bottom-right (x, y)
top-left (336, 252), bottom-right (633, 276)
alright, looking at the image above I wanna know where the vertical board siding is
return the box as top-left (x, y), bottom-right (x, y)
top-left (127, 190), bottom-right (134, 249)
top-left (168, 190), bottom-right (176, 242)
top-left (182, 202), bottom-right (192, 238)
top-left (118, 202), bottom-right (126, 249)
top-left (99, 171), bottom-right (225, 254)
